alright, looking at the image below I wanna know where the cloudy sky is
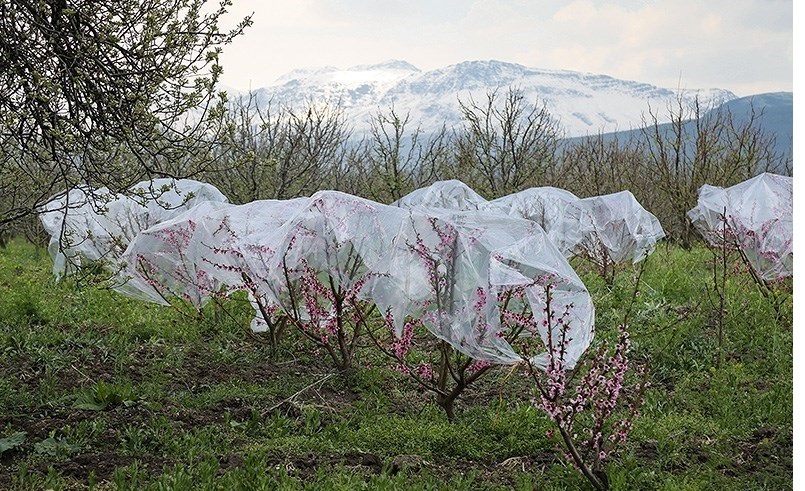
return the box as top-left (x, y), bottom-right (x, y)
top-left (216, 0), bottom-right (792, 97)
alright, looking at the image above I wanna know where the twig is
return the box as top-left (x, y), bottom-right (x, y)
top-left (262, 373), bottom-right (335, 416)
top-left (71, 364), bottom-right (94, 384)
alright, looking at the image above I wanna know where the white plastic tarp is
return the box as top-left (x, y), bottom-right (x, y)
top-left (687, 172), bottom-right (793, 281)
top-left (482, 187), bottom-right (583, 257)
top-left (236, 192), bottom-right (409, 335)
top-left (483, 188), bottom-right (664, 265)
top-left (113, 200), bottom-right (235, 306)
top-left (391, 180), bottom-right (488, 210)
top-left (115, 198), bottom-right (310, 331)
top-left (567, 190), bottom-right (665, 264)
top-left (377, 208), bottom-right (595, 368)
top-left (111, 188), bottom-right (595, 369)
top-left (39, 178), bottom-right (229, 278)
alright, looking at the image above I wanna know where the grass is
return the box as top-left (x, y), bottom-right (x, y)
top-left (0, 239), bottom-right (792, 490)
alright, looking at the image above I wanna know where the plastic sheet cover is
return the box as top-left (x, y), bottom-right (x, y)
top-left (380, 208), bottom-right (595, 368)
top-left (113, 200), bottom-right (235, 306)
top-left (483, 187), bottom-right (664, 265)
top-left (120, 189), bottom-right (595, 368)
top-left (482, 187), bottom-right (583, 257)
top-left (115, 198), bottom-right (309, 331)
top-left (567, 190), bottom-right (666, 264)
top-left (687, 173), bottom-right (793, 281)
top-left (235, 192), bottom-right (411, 335)
top-left (391, 179), bottom-right (488, 210)
top-left (39, 178), bottom-right (229, 278)
top-left (232, 191), bottom-right (594, 368)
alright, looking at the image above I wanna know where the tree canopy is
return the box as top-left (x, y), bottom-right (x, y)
top-left (0, 0), bottom-right (251, 228)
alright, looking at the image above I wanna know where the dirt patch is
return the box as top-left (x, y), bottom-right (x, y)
top-left (163, 346), bottom-right (310, 390)
top-left (47, 453), bottom-right (170, 483)
top-left (635, 439), bottom-right (659, 462)
top-left (2, 345), bottom-right (117, 394)
top-left (720, 426), bottom-right (793, 479)
top-left (263, 450), bottom-right (558, 487)
top-left (266, 451), bottom-right (385, 478)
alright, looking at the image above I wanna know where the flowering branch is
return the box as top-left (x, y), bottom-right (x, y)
top-left (519, 281), bottom-right (648, 491)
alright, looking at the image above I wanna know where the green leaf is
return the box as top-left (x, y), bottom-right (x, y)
top-left (73, 401), bottom-right (108, 411)
top-left (0, 432), bottom-right (27, 453)
top-left (123, 399), bottom-right (138, 407)
top-left (34, 437), bottom-right (79, 457)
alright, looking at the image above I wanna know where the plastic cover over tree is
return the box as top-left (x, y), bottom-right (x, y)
top-left (379, 207), bottom-right (595, 369)
top-left (482, 186), bottom-right (584, 257)
top-left (483, 188), bottom-right (665, 266)
top-left (687, 173), bottom-right (793, 281)
top-left (119, 189), bottom-right (595, 370)
top-left (115, 198), bottom-right (310, 330)
top-left (238, 190), bottom-right (595, 369)
top-left (391, 179), bottom-right (488, 210)
top-left (39, 179), bottom-right (229, 278)
top-left (567, 190), bottom-right (666, 265)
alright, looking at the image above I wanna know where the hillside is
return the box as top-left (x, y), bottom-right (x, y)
top-left (241, 59), bottom-right (737, 138)
top-left (564, 92), bottom-right (793, 172)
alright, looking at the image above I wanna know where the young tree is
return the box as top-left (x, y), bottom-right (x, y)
top-left (354, 105), bottom-right (446, 204)
top-left (559, 132), bottom-right (648, 199)
top-left (0, 0), bottom-right (251, 228)
top-left (638, 94), bottom-right (785, 246)
top-left (451, 87), bottom-right (562, 198)
top-left (207, 95), bottom-right (352, 203)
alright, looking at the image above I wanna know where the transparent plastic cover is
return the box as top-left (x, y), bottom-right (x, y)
top-left (688, 173), bottom-right (793, 281)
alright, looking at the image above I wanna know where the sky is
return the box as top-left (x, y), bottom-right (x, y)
top-left (215, 0), bottom-right (793, 98)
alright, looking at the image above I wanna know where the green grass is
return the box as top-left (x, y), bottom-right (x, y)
top-left (0, 239), bottom-right (792, 490)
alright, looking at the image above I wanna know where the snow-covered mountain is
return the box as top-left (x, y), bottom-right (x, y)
top-left (239, 60), bottom-right (737, 138)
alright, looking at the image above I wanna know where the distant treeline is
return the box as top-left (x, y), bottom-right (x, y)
top-left (1, 87), bottom-right (791, 250)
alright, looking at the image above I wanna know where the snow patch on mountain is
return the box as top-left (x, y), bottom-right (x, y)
top-left (237, 60), bottom-right (737, 138)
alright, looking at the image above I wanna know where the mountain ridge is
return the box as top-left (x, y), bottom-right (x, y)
top-left (233, 59), bottom-right (780, 139)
